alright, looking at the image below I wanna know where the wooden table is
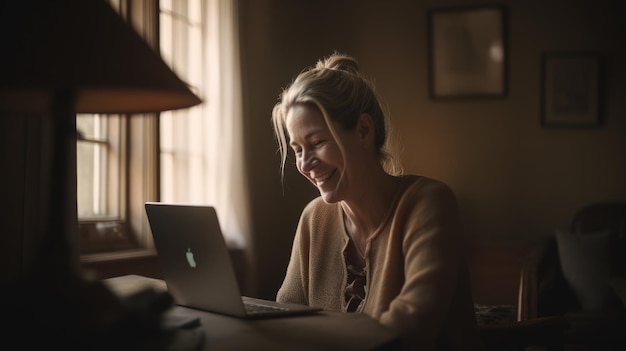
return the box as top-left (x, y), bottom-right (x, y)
top-left (104, 275), bottom-right (401, 351)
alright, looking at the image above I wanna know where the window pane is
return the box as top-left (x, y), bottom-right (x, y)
top-left (159, 0), bottom-right (204, 203)
top-left (158, 0), bottom-right (248, 247)
top-left (77, 140), bottom-right (100, 217)
top-left (159, 0), bottom-right (202, 91)
top-left (76, 114), bottom-right (122, 219)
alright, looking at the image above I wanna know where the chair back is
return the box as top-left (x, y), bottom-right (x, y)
top-left (571, 202), bottom-right (626, 239)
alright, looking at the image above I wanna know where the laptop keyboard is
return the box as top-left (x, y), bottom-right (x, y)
top-left (244, 301), bottom-right (288, 315)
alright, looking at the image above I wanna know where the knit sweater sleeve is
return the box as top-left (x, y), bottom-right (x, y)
top-left (276, 198), bottom-right (329, 305)
top-left (378, 179), bottom-right (467, 349)
top-left (276, 198), bottom-right (348, 310)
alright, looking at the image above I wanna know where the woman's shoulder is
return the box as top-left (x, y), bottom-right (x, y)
top-left (302, 196), bottom-right (329, 211)
top-left (395, 175), bottom-right (459, 215)
top-left (400, 174), bottom-right (455, 198)
top-left (298, 197), bottom-right (344, 241)
top-left (301, 196), bottom-right (341, 219)
top-left (393, 175), bottom-right (463, 242)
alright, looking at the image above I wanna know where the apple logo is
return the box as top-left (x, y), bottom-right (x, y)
top-left (186, 248), bottom-right (197, 268)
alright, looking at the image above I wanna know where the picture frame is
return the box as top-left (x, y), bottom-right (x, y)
top-left (541, 53), bottom-right (602, 127)
top-left (427, 5), bottom-right (507, 99)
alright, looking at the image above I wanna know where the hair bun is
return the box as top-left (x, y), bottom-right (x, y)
top-left (316, 52), bottom-right (360, 75)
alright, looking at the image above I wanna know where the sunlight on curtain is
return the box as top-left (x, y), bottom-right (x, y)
top-left (159, 0), bottom-right (249, 247)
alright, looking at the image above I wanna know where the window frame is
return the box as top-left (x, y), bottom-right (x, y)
top-left (77, 113), bottom-right (131, 254)
top-left (76, 113), bottom-right (124, 221)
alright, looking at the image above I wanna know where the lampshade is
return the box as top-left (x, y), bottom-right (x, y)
top-left (0, 0), bottom-right (202, 277)
top-left (0, 0), bottom-right (202, 115)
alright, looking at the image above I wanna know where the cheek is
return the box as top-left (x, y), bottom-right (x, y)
top-left (324, 146), bottom-right (344, 166)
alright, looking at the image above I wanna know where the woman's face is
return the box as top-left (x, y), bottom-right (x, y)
top-left (286, 104), bottom-right (352, 203)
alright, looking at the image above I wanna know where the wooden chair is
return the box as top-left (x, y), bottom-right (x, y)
top-left (516, 202), bottom-right (626, 350)
top-left (474, 243), bottom-right (569, 351)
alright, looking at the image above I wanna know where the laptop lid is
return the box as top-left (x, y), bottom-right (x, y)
top-left (144, 202), bottom-right (321, 318)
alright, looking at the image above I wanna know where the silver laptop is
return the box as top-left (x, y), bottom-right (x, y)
top-left (144, 202), bottom-right (322, 318)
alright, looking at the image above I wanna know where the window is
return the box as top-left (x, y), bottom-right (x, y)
top-left (76, 113), bottom-right (134, 254)
top-left (77, 0), bottom-right (249, 255)
top-left (158, 0), bottom-right (203, 203)
top-left (76, 114), bottom-right (123, 219)
top-left (158, 0), bottom-right (250, 247)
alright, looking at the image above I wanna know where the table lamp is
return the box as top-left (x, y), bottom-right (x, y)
top-left (0, 0), bottom-right (202, 348)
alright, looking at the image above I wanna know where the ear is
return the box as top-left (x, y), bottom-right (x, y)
top-left (356, 113), bottom-right (375, 148)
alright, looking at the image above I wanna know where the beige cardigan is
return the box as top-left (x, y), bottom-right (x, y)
top-left (277, 175), bottom-right (483, 351)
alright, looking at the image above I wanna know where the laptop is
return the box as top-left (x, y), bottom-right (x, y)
top-left (144, 202), bottom-right (322, 318)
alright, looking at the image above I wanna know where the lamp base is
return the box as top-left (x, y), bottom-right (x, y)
top-left (3, 261), bottom-right (204, 350)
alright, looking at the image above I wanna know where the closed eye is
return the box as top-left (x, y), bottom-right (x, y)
top-left (289, 136), bottom-right (327, 158)
top-left (312, 139), bottom-right (325, 148)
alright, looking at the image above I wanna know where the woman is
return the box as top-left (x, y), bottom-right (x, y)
top-left (271, 52), bottom-right (482, 351)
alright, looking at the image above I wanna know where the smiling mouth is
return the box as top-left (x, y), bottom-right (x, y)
top-left (313, 169), bottom-right (337, 186)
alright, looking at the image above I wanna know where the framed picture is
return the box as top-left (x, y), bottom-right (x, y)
top-left (541, 53), bottom-right (602, 127)
top-left (427, 5), bottom-right (507, 99)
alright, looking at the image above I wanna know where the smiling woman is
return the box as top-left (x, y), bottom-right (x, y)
top-left (271, 52), bottom-right (483, 351)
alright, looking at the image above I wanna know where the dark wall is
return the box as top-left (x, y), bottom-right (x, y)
top-left (0, 117), bottom-right (28, 282)
top-left (238, 0), bottom-right (626, 299)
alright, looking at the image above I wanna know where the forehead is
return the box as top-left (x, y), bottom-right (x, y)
top-left (285, 104), bottom-right (329, 138)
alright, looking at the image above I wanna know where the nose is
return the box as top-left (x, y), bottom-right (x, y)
top-left (299, 150), bottom-right (319, 173)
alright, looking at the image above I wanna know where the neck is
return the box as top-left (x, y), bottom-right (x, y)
top-left (341, 172), bottom-right (402, 242)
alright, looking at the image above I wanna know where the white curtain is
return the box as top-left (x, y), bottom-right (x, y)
top-left (159, 0), bottom-right (249, 247)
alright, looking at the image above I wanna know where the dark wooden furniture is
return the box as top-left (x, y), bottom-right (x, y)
top-left (104, 275), bottom-right (401, 351)
top-left (517, 203), bottom-right (626, 351)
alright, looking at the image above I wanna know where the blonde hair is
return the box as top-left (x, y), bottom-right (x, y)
top-left (271, 52), bottom-right (402, 182)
